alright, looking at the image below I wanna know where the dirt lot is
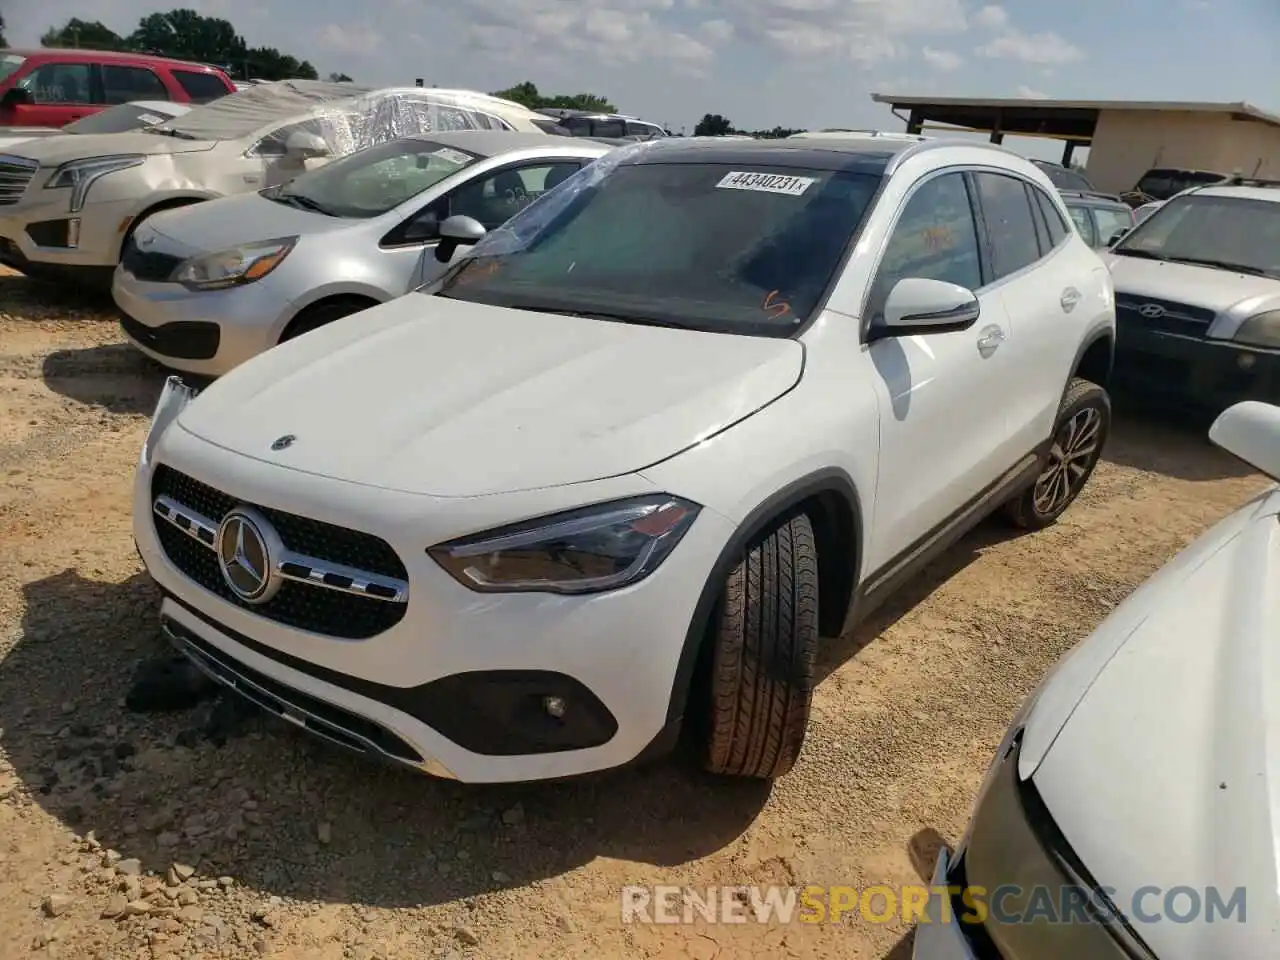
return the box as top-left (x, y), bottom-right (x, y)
top-left (0, 264), bottom-right (1269, 959)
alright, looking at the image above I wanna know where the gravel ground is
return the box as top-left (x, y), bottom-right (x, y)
top-left (0, 264), bottom-right (1269, 959)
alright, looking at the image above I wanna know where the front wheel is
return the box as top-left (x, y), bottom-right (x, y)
top-left (699, 513), bottom-right (819, 780)
top-left (1001, 377), bottom-right (1110, 530)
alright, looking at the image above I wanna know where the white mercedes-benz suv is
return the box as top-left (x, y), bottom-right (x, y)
top-left (134, 136), bottom-right (1116, 784)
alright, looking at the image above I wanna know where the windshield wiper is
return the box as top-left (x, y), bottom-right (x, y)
top-left (1110, 248), bottom-right (1169, 261)
top-left (1164, 256), bottom-right (1267, 276)
top-left (505, 305), bottom-right (688, 329)
top-left (145, 128), bottom-right (197, 140)
top-left (274, 192), bottom-right (335, 216)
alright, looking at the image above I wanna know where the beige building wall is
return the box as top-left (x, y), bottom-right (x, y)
top-left (1084, 109), bottom-right (1280, 193)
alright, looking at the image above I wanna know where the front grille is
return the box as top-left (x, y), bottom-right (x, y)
top-left (119, 312), bottom-right (221, 360)
top-left (0, 156), bottom-right (37, 206)
top-left (1115, 293), bottom-right (1216, 339)
top-left (120, 234), bottom-right (184, 282)
top-left (151, 465), bottom-right (409, 639)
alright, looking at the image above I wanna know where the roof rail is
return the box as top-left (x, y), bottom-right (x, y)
top-left (1221, 173), bottom-right (1280, 188)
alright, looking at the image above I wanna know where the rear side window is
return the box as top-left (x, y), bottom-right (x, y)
top-left (974, 172), bottom-right (1041, 279)
top-left (171, 70), bottom-right (231, 103)
top-left (102, 65), bottom-right (170, 104)
top-left (1031, 187), bottom-right (1070, 248)
top-left (591, 119), bottom-right (625, 138)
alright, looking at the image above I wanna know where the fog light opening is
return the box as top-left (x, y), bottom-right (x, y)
top-left (542, 695), bottom-right (566, 719)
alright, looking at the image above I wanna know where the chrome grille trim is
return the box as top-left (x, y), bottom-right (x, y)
top-left (0, 155), bottom-right (38, 206)
top-left (153, 495), bottom-right (409, 603)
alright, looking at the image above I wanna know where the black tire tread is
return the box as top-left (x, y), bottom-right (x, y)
top-left (702, 513), bottom-right (819, 779)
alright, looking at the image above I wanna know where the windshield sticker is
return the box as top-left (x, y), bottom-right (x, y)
top-left (716, 171), bottom-right (816, 197)
top-left (432, 147), bottom-right (474, 165)
top-left (137, 113), bottom-right (165, 125)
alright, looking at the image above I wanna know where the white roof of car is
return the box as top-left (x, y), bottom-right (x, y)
top-left (1193, 184), bottom-right (1280, 203)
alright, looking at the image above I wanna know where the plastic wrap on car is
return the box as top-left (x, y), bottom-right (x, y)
top-left (463, 139), bottom-right (661, 258)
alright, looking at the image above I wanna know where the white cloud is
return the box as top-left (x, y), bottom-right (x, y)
top-left (699, 18), bottom-right (735, 44)
top-left (972, 5), bottom-right (1008, 29)
top-left (700, 0), bottom-right (968, 63)
top-left (1015, 84), bottom-right (1049, 98)
top-left (315, 23), bottom-right (383, 57)
top-left (463, 0), bottom-right (715, 71)
top-left (922, 46), bottom-right (963, 71)
top-left (979, 28), bottom-right (1084, 64)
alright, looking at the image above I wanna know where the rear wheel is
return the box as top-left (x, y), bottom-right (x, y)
top-left (280, 298), bottom-right (377, 342)
top-left (699, 513), bottom-right (819, 780)
top-left (1001, 377), bottom-right (1110, 529)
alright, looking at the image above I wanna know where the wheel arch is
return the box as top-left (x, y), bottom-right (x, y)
top-left (278, 292), bottom-right (383, 342)
top-left (116, 195), bottom-right (211, 259)
top-left (1072, 324), bottom-right (1115, 389)
top-left (662, 467), bottom-right (864, 733)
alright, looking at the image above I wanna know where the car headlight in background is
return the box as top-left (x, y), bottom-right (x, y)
top-left (1234, 310), bottom-right (1280, 349)
top-left (429, 495), bottom-right (701, 594)
top-left (172, 237), bottom-right (297, 291)
top-left (45, 155), bottom-right (145, 213)
top-left (140, 376), bottom-right (196, 467)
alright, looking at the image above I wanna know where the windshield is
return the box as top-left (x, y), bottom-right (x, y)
top-left (431, 152), bottom-right (882, 336)
top-left (0, 54), bottom-right (24, 85)
top-left (63, 102), bottom-right (179, 135)
top-left (269, 138), bottom-right (478, 218)
top-left (1134, 169), bottom-right (1227, 201)
top-left (1113, 193), bottom-right (1280, 278)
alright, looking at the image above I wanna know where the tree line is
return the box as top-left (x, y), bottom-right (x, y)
top-left (694, 113), bottom-right (806, 139)
top-left (34, 9), bottom-right (335, 83)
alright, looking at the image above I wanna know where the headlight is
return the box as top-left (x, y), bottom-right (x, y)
top-left (1234, 310), bottom-right (1280, 349)
top-left (429, 495), bottom-right (701, 594)
top-left (45, 155), bottom-right (145, 213)
top-left (172, 237), bottom-right (297, 291)
top-left (140, 375), bottom-right (197, 467)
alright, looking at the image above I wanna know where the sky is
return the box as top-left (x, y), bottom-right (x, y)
top-left (6, 0), bottom-right (1280, 161)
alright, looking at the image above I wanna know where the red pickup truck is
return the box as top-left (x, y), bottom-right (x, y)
top-left (0, 48), bottom-right (236, 129)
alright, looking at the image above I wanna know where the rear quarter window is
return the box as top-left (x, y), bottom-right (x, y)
top-left (171, 70), bottom-right (233, 103)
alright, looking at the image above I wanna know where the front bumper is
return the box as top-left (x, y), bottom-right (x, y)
top-left (133, 421), bottom-right (732, 782)
top-left (1113, 322), bottom-right (1280, 410)
top-left (0, 182), bottom-right (134, 277)
top-left (113, 266), bottom-right (295, 377)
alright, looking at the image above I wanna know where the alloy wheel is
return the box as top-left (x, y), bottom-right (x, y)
top-left (1033, 406), bottom-right (1102, 516)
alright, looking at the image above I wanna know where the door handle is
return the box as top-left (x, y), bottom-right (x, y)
top-left (1060, 288), bottom-right (1082, 312)
top-left (976, 324), bottom-right (1005, 356)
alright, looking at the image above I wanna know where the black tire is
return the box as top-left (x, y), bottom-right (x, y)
top-left (1001, 377), bottom-right (1110, 530)
top-left (280, 298), bottom-right (376, 342)
top-left (700, 512), bottom-right (819, 780)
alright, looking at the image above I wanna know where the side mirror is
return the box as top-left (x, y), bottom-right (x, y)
top-left (1107, 228), bottom-right (1129, 246)
top-left (434, 214), bottom-right (487, 263)
top-left (873, 277), bottom-right (980, 339)
top-left (284, 130), bottom-right (330, 160)
top-left (1, 87), bottom-right (32, 108)
top-left (1209, 401), bottom-right (1280, 481)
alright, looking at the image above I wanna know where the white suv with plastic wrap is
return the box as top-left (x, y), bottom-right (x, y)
top-left (134, 136), bottom-right (1116, 784)
top-left (0, 80), bottom-right (551, 288)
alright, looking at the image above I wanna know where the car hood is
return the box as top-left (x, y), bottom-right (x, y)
top-left (11, 131), bottom-right (216, 166)
top-left (144, 191), bottom-right (354, 258)
top-left (176, 295), bottom-right (804, 497)
top-left (1031, 486), bottom-right (1280, 960)
top-left (1104, 252), bottom-right (1280, 312)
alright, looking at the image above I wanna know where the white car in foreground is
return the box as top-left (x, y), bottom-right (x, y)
top-left (914, 400), bottom-right (1280, 959)
top-left (133, 135), bottom-right (1115, 783)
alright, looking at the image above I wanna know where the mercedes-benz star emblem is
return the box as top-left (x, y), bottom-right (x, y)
top-left (1138, 303), bottom-right (1166, 319)
top-left (271, 434), bottom-right (295, 451)
top-left (216, 508), bottom-right (283, 604)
